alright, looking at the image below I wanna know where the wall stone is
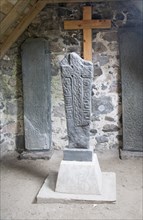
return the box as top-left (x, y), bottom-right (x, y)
top-left (0, 1), bottom-right (142, 154)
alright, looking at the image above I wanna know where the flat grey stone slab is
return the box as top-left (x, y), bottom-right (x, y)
top-left (21, 38), bottom-right (52, 151)
top-left (119, 28), bottom-right (143, 151)
top-left (63, 146), bottom-right (93, 161)
top-left (36, 172), bottom-right (116, 203)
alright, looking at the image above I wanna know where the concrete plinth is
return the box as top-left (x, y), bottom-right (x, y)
top-left (36, 154), bottom-right (116, 203)
top-left (56, 154), bottom-right (102, 195)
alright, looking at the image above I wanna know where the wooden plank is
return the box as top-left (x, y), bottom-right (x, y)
top-left (83, 29), bottom-right (92, 61)
top-left (0, 0), bottom-right (13, 14)
top-left (83, 6), bottom-right (91, 20)
top-left (0, 0), bottom-right (47, 58)
top-left (8, 0), bottom-right (18, 4)
top-left (83, 7), bottom-right (92, 61)
top-left (64, 20), bottom-right (111, 29)
top-left (0, 0), bottom-right (31, 37)
top-left (0, 11), bottom-right (5, 22)
top-left (47, 0), bottom-right (120, 3)
top-left (30, 0), bottom-right (38, 6)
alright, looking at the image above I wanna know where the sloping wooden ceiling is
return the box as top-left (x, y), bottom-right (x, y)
top-left (0, 0), bottom-right (142, 58)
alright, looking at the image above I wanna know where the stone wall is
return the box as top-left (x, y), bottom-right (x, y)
top-left (0, 1), bottom-right (142, 154)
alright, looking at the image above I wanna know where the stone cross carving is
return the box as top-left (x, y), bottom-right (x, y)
top-left (60, 52), bottom-right (93, 150)
top-left (64, 6), bottom-right (111, 61)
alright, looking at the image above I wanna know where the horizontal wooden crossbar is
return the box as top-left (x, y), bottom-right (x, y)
top-left (64, 20), bottom-right (111, 30)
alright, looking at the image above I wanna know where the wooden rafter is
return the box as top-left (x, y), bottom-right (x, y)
top-left (64, 20), bottom-right (111, 29)
top-left (46, 0), bottom-right (118, 3)
top-left (0, 0), bottom-right (14, 14)
top-left (0, 0), bottom-right (114, 58)
top-left (0, 0), bottom-right (47, 58)
top-left (0, 0), bottom-right (31, 38)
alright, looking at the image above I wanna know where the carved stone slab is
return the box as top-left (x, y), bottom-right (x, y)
top-left (60, 53), bottom-right (93, 149)
top-left (21, 38), bottom-right (52, 151)
top-left (119, 28), bottom-right (143, 151)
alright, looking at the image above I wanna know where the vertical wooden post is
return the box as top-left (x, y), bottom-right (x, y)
top-left (64, 6), bottom-right (111, 62)
top-left (83, 7), bottom-right (92, 61)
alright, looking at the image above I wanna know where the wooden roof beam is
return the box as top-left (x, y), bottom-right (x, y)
top-left (0, 0), bottom-right (13, 14)
top-left (0, 0), bottom-right (31, 37)
top-left (46, 0), bottom-right (121, 3)
top-left (0, 0), bottom-right (47, 58)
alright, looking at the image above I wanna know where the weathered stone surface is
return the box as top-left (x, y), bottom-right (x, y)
top-left (90, 129), bottom-right (97, 135)
top-left (98, 55), bottom-right (109, 66)
top-left (109, 81), bottom-right (121, 93)
top-left (93, 54), bottom-right (109, 66)
top-left (0, 138), bottom-right (4, 144)
top-left (115, 13), bottom-right (124, 20)
top-left (96, 135), bottom-right (108, 143)
top-left (116, 135), bottom-right (123, 141)
top-left (93, 64), bottom-right (103, 78)
top-left (60, 52), bottom-right (93, 149)
top-left (101, 84), bottom-right (107, 90)
top-left (63, 147), bottom-right (93, 161)
top-left (5, 101), bottom-right (22, 115)
top-left (16, 135), bottom-right (25, 152)
top-left (62, 34), bottom-right (79, 45)
top-left (19, 149), bottom-right (53, 160)
top-left (105, 116), bottom-right (115, 122)
top-left (93, 42), bottom-right (107, 53)
top-left (92, 96), bottom-right (114, 115)
top-left (91, 114), bottom-right (100, 122)
top-left (2, 122), bottom-right (18, 134)
top-left (21, 38), bottom-right (52, 150)
top-left (0, 102), bottom-right (4, 110)
top-left (119, 28), bottom-right (143, 151)
top-left (108, 43), bottom-right (118, 52)
top-left (53, 104), bottom-right (65, 117)
top-left (102, 32), bottom-right (117, 42)
top-left (102, 124), bottom-right (120, 132)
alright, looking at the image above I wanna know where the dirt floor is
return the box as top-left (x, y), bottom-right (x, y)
top-left (0, 150), bottom-right (143, 220)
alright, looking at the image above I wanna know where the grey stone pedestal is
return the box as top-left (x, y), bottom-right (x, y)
top-left (36, 153), bottom-right (116, 203)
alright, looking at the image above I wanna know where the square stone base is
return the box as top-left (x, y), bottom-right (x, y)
top-left (63, 146), bottom-right (93, 161)
top-left (36, 172), bottom-right (116, 203)
top-left (55, 154), bottom-right (102, 194)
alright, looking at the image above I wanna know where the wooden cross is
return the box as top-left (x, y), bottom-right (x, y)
top-left (64, 6), bottom-right (111, 61)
